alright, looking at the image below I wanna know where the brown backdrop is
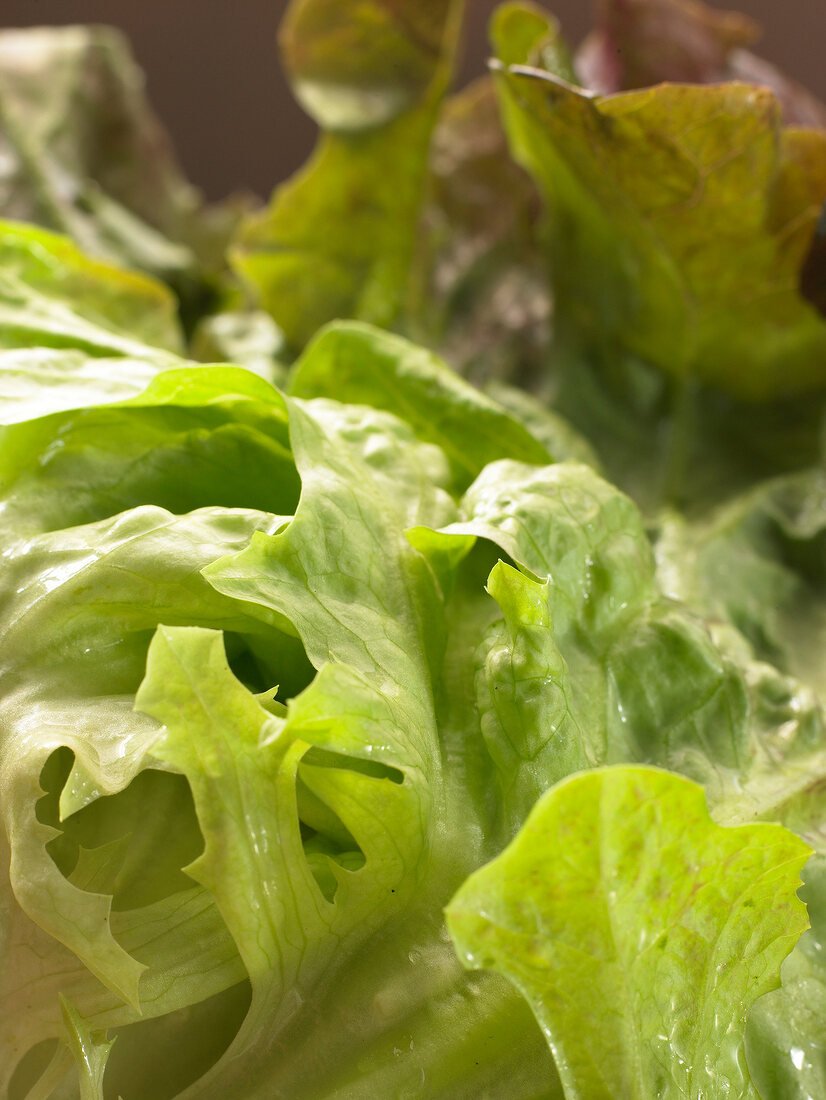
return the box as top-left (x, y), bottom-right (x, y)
top-left (1, 1), bottom-right (822, 200)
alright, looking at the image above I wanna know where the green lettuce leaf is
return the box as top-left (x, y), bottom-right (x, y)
top-left (0, 369), bottom-right (297, 536)
top-left (491, 58), bottom-right (826, 401)
top-left (0, 348), bottom-right (168, 426)
top-left (289, 320), bottom-right (551, 487)
top-left (232, 0), bottom-right (465, 349)
top-left (192, 397), bottom-right (770, 1090)
top-left (654, 469), bottom-right (826, 692)
top-left (0, 347), bottom-right (304, 1092)
top-left (746, 855), bottom-right (826, 1099)
top-left (0, 365), bottom-right (817, 1097)
top-left (0, 26), bottom-right (240, 292)
top-left (0, 505), bottom-right (286, 1006)
top-left (1, 355), bottom-right (564, 1094)
top-left (447, 766), bottom-right (811, 1100)
top-left (0, 220), bottom-right (184, 359)
top-left (60, 997), bottom-right (114, 1100)
top-left (443, 459), bottom-right (751, 793)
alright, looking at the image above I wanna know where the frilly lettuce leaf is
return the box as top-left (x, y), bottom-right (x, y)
top-left (0, 219), bottom-right (184, 358)
top-left (232, 0), bottom-right (465, 349)
top-left (289, 320), bottom-right (552, 487)
top-left (491, 56), bottom-right (826, 401)
top-left (481, 3), bottom-right (826, 516)
top-left (0, 505), bottom-right (285, 1007)
top-left (0, 26), bottom-right (240, 291)
top-left (443, 459), bottom-right (750, 790)
top-left (0, 307), bottom-right (565, 1095)
top-left (0, 319), bottom-right (301, 1091)
top-left (447, 766), bottom-right (811, 1100)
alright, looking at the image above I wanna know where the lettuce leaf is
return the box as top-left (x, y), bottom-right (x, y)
top-left (232, 0), bottom-right (466, 349)
top-left (0, 220), bottom-right (184, 358)
top-left (491, 51), bottom-right (826, 401)
top-left (479, 3), bottom-right (826, 515)
top-left (0, 26), bottom-right (239, 294)
top-left (447, 766), bottom-right (810, 1100)
top-left (289, 320), bottom-right (552, 487)
top-left (654, 471), bottom-right (826, 692)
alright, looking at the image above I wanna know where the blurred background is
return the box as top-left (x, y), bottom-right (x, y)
top-left (1, 0), bottom-right (822, 201)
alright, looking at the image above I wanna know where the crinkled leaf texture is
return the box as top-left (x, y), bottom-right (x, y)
top-left (1, 294), bottom-right (566, 1095)
top-left (288, 320), bottom-right (553, 489)
top-left (491, 56), bottom-right (826, 400)
top-left (0, 232), bottom-right (819, 1100)
top-left (447, 766), bottom-right (811, 1100)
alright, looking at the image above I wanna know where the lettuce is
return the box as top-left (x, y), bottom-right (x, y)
top-left (448, 767), bottom-right (810, 1100)
top-left (232, 0), bottom-right (466, 349)
top-left (3, 1), bottom-right (826, 1097)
